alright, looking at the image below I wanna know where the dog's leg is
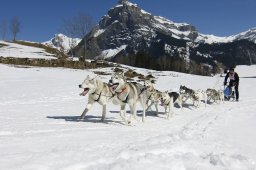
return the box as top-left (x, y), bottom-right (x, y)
top-left (197, 98), bottom-right (200, 108)
top-left (207, 95), bottom-right (210, 104)
top-left (204, 94), bottom-right (207, 107)
top-left (183, 95), bottom-right (189, 104)
top-left (169, 98), bottom-right (174, 119)
top-left (128, 103), bottom-right (137, 123)
top-left (142, 99), bottom-right (147, 123)
top-left (101, 104), bottom-right (106, 122)
top-left (146, 101), bottom-right (154, 112)
top-left (178, 97), bottom-right (183, 111)
top-left (164, 105), bottom-right (167, 113)
top-left (167, 105), bottom-right (171, 119)
top-left (194, 98), bottom-right (200, 108)
top-left (80, 100), bottom-right (94, 119)
top-left (146, 100), bottom-right (153, 111)
top-left (142, 105), bottom-right (146, 123)
top-left (155, 102), bottom-right (159, 115)
top-left (120, 104), bottom-right (128, 124)
top-left (132, 103), bottom-right (138, 120)
top-left (192, 99), bottom-right (196, 107)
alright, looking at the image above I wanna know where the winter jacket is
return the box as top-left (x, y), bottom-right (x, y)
top-left (224, 72), bottom-right (239, 86)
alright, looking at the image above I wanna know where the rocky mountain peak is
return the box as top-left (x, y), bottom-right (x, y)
top-left (73, 0), bottom-right (256, 75)
top-left (44, 34), bottom-right (81, 53)
top-left (118, 0), bottom-right (128, 4)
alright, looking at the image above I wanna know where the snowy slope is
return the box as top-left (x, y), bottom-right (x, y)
top-left (43, 34), bottom-right (81, 53)
top-left (0, 63), bottom-right (256, 170)
top-left (233, 27), bottom-right (256, 43)
top-left (0, 41), bottom-right (56, 59)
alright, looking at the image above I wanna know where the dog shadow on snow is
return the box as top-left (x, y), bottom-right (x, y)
top-left (109, 110), bottom-right (162, 118)
top-left (46, 115), bottom-right (124, 125)
top-left (109, 103), bottom-right (195, 117)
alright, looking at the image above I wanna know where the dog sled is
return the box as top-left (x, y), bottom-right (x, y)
top-left (224, 83), bottom-right (235, 101)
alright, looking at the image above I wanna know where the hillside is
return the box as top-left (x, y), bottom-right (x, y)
top-left (0, 40), bottom-right (57, 59)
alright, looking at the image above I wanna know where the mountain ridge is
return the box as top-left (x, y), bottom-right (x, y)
top-left (73, 0), bottom-right (256, 75)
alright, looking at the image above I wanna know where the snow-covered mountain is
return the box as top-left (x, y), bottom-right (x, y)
top-left (233, 27), bottom-right (256, 43)
top-left (73, 0), bottom-right (256, 74)
top-left (44, 34), bottom-right (81, 53)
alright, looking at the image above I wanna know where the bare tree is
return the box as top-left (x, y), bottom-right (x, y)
top-left (68, 38), bottom-right (78, 57)
top-left (10, 17), bottom-right (21, 41)
top-left (0, 20), bottom-right (7, 40)
top-left (63, 13), bottom-right (94, 60)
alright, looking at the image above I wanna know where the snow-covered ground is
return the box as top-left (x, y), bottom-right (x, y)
top-left (0, 41), bottom-right (56, 59)
top-left (0, 63), bottom-right (256, 170)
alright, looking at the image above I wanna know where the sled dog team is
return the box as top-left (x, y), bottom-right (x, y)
top-left (79, 72), bottom-right (225, 124)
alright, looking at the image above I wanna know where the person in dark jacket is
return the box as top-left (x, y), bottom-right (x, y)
top-left (224, 67), bottom-right (239, 101)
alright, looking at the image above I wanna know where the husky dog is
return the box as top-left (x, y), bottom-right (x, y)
top-left (179, 85), bottom-right (195, 102)
top-left (179, 85), bottom-right (206, 108)
top-left (144, 79), bottom-right (162, 115)
top-left (79, 75), bottom-right (114, 121)
top-left (218, 90), bottom-right (225, 103)
top-left (108, 72), bottom-right (148, 124)
top-left (193, 89), bottom-right (207, 107)
top-left (206, 88), bottom-right (221, 103)
top-left (160, 91), bottom-right (183, 119)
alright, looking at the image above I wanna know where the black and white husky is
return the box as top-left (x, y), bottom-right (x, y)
top-left (160, 91), bottom-right (183, 119)
top-left (179, 85), bottom-right (207, 108)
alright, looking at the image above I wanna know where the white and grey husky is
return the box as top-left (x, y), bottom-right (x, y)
top-left (108, 72), bottom-right (148, 124)
top-left (144, 79), bottom-right (162, 115)
top-left (79, 75), bottom-right (114, 121)
top-left (206, 88), bottom-right (224, 104)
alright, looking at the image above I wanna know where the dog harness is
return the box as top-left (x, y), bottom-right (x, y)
top-left (91, 84), bottom-right (115, 102)
top-left (162, 98), bottom-right (170, 106)
top-left (91, 90), bottom-right (102, 102)
top-left (116, 87), bottom-right (130, 103)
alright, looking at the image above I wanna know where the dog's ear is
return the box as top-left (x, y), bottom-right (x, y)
top-left (121, 72), bottom-right (126, 82)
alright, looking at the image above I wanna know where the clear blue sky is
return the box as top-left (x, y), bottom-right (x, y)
top-left (0, 0), bottom-right (255, 42)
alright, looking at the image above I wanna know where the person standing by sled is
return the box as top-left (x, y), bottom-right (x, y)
top-left (224, 67), bottom-right (239, 101)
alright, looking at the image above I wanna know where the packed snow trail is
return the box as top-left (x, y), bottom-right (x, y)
top-left (0, 64), bottom-right (255, 170)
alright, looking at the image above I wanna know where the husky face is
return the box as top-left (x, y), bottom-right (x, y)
top-left (160, 91), bottom-right (170, 105)
top-left (179, 85), bottom-right (185, 94)
top-left (108, 72), bottom-right (126, 92)
top-left (79, 75), bottom-right (97, 96)
top-left (144, 80), bottom-right (153, 89)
